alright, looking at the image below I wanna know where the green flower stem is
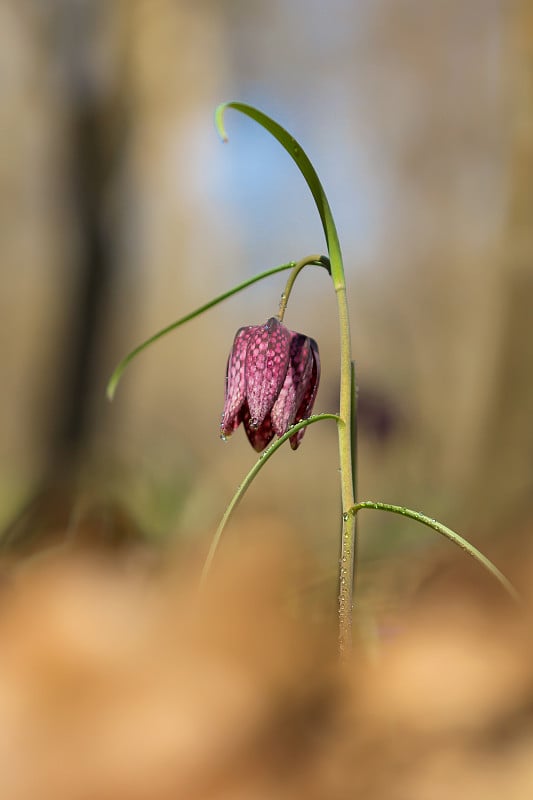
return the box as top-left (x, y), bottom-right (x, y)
top-left (277, 254), bottom-right (331, 322)
top-left (347, 501), bottom-right (519, 603)
top-left (200, 413), bottom-right (341, 588)
top-left (106, 261), bottom-right (298, 400)
top-left (336, 286), bottom-right (356, 656)
top-left (349, 361), bottom-right (358, 581)
top-left (215, 103), bottom-right (357, 657)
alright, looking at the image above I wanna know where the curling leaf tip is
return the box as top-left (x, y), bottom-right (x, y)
top-left (214, 103), bottom-right (230, 142)
top-left (106, 368), bottom-right (121, 402)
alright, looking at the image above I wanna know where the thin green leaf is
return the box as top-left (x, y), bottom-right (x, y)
top-left (106, 261), bottom-right (298, 400)
top-left (200, 413), bottom-right (341, 586)
top-left (348, 501), bottom-right (519, 602)
top-left (215, 102), bottom-right (345, 290)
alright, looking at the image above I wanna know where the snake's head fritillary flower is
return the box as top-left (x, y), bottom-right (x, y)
top-left (220, 317), bottom-right (320, 452)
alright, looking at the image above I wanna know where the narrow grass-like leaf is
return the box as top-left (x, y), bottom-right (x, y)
top-left (106, 261), bottom-right (300, 400)
top-left (215, 102), bottom-right (345, 289)
top-left (348, 501), bottom-right (519, 602)
top-left (200, 413), bottom-right (341, 586)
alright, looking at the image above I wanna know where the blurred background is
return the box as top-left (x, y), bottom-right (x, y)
top-left (0, 0), bottom-right (531, 585)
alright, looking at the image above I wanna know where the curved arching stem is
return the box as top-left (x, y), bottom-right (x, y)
top-left (216, 103), bottom-right (357, 656)
top-left (277, 254), bottom-right (330, 322)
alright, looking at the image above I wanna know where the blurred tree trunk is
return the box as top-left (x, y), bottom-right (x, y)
top-left (471, 0), bottom-right (533, 533)
top-left (1, 0), bottom-right (227, 550)
top-left (51, 4), bottom-right (123, 465)
top-left (0, 1), bottom-right (127, 550)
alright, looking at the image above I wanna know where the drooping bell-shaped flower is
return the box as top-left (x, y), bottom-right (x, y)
top-left (220, 317), bottom-right (320, 452)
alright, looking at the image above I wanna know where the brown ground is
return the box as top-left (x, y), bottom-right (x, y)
top-left (0, 516), bottom-right (531, 800)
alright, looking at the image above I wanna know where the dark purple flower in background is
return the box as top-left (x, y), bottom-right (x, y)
top-left (220, 317), bottom-right (320, 452)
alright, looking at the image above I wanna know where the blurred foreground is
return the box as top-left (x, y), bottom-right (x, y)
top-left (0, 515), bottom-right (531, 800)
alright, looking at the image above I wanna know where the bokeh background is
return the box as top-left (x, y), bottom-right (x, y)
top-left (0, 0), bottom-right (531, 584)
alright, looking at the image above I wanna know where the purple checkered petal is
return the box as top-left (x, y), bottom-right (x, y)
top-left (271, 334), bottom-right (313, 436)
top-left (243, 408), bottom-right (275, 452)
top-left (220, 326), bottom-right (254, 439)
top-left (220, 318), bottom-right (320, 452)
top-left (245, 317), bottom-right (291, 430)
top-left (289, 338), bottom-right (320, 450)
